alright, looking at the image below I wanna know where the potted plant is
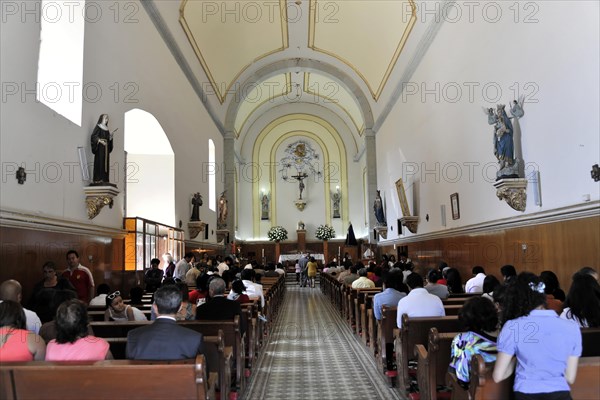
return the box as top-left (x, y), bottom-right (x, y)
top-left (315, 225), bottom-right (335, 241)
top-left (267, 226), bottom-right (288, 242)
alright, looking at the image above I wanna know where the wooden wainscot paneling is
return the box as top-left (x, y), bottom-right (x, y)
top-left (380, 215), bottom-right (599, 291)
top-left (0, 226), bottom-right (125, 301)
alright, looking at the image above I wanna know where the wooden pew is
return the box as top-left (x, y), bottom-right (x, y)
top-left (379, 306), bottom-right (398, 383)
top-left (240, 303), bottom-right (258, 370)
top-left (448, 293), bottom-right (479, 298)
top-left (443, 305), bottom-right (462, 316)
top-left (367, 306), bottom-right (378, 357)
top-left (466, 354), bottom-right (513, 400)
top-left (464, 355), bottom-right (600, 400)
top-left (0, 354), bottom-right (211, 400)
top-left (395, 314), bottom-right (464, 391)
top-left (354, 288), bottom-right (381, 337)
top-left (361, 292), bottom-right (379, 349)
top-left (581, 327), bottom-right (600, 357)
top-left (104, 333), bottom-right (231, 400)
top-left (442, 297), bottom-right (471, 306)
top-left (414, 328), bottom-right (458, 400)
top-left (572, 356), bottom-right (600, 400)
top-left (88, 309), bottom-right (151, 321)
top-left (90, 317), bottom-right (245, 395)
top-left (175, 319), bottom-right (246, 395)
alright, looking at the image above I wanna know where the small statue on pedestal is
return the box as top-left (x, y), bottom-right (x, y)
top-left (191, 192), bottom-right (202, 221)
top-left (373, 190), bottom-right (386, 226)
top-left (91, 114), bottom-right (117, 186)
top-left (217, 191), bottom-right (228, 229)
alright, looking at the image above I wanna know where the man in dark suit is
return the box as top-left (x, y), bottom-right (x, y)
top-left (196, 277), bottom-right (245, 334)
top-left (127, 285), bottom-right (204, 360)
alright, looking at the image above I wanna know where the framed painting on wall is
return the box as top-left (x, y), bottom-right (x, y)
top-left (395, 178), bottom-right (411, 217)
top-left (450, 193), bottom-right (460, 220)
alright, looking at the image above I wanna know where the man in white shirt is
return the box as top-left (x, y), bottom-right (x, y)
top-left (89, 283), bottom-right (110, 306)
top-left (241, 269), bottom-right (265, 308)
top-left (465, 266), bottom-right (486, 293)
top-left (0, 280), bottom-right (42, 334)
top-left (352, 268), bottom-right (375, 289)
top-left (174, 253), bottom-right (194, 281)
top-left (217, 257), bottom-right (232, 277)
top-left (396, 273), bottom-right (445, 328)
top-left (185, 265), bottom-right (201, 287)
top-left (274, 264), bottom-right (286, 275)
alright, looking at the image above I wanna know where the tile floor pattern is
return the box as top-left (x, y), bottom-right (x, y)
top-left (243, 283), bottom-right (406, 400)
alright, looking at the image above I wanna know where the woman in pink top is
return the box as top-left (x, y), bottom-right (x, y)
top-left (46, 300), bottom-right (111, 361)
top-left (0, 301), bottom-right (46, 361)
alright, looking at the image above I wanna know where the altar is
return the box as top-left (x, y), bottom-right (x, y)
top-left (278, 253), bottom-right (325, 263)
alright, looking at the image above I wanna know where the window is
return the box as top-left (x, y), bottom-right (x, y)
top-left (209, 139), bottom-right (216, 211)
top-left (37, 0), bottom-right (85, 126)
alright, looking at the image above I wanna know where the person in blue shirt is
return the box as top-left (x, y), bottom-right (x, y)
top-left (373, 269), bottom-right (406, 320)
top-left (373, 269), bottom-right (407, 371)
top-left (493, 273), bottom-right (581, 400)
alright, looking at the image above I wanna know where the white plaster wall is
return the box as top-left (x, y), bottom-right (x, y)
top-left (126, 154), bottom-right (175, 226)
top-left (376, 1), bottom-right (600, 240)
top-left (0, 1), bottom-right (222, 239)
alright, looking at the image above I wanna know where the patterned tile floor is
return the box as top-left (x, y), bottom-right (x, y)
top-left (243, 283), bottom-right (406, 400)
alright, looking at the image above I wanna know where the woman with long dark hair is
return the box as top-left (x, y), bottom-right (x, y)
top-left (0, 301), bottom-right (46, 361)
top-left (445, 268), bottom-right (464, 294)
top-left (560, 272), bottom-right (600, 328)
top-left (493, 273), bottom-right (581, 400)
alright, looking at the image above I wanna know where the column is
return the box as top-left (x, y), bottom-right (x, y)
top-left (223, 131), bottom-right (236, 241)
top-left (364, 129), bottom-right (380, 243)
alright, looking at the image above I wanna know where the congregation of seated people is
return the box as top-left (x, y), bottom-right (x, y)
top-left (2, 246), bottom-right (598, 400)
top-left (322, 254), bottom-right (600, 399)
top-left (0, 249), bottom-right (277, 365)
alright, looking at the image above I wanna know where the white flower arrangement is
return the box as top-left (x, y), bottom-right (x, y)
top-left (315, 224), bottom-right (336, 240)
top-left (267, 226), bottom-right (288, 242)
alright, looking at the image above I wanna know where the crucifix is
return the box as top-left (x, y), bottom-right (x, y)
top-left (290, 172), bottom-right (308, 200)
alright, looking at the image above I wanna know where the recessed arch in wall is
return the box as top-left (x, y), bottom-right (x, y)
top-left (251, 114), bottom-right (349, 239)
top-left (124, 109), bottom-right (175, 226)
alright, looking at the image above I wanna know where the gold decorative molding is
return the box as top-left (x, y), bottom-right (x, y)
top-left (400, 216), bottom-right (419, 234)
top-left (494, 178), bottom-right (528, 212)
top-left (295, 200), bottom-right (307, 211)
top-left (216, 229), bottom-right (230, 244)
top-left (83, 186), bottom-right (119, 220)
top-left (188, 221), bottom-right (207, 239)
top-left (374, 226), bottom-right (388, 240)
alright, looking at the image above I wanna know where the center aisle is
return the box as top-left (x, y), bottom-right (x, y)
top-left (243, 281), bottom-right (405, 400)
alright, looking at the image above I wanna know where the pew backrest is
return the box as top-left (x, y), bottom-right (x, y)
top-left (469, 354), bottom-right (512, 400)
top-left (572, 356), bottom-right (600, 400)
top-left (581, 327), bottom-right (600, 357)
top-left (397, 314), bottom-right (464, 391)
top-left (1, 355), bottom-right (210, 400)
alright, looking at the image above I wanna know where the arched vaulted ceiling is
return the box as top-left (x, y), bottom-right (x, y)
top-left (145, 0), bottom-right (441, 145)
